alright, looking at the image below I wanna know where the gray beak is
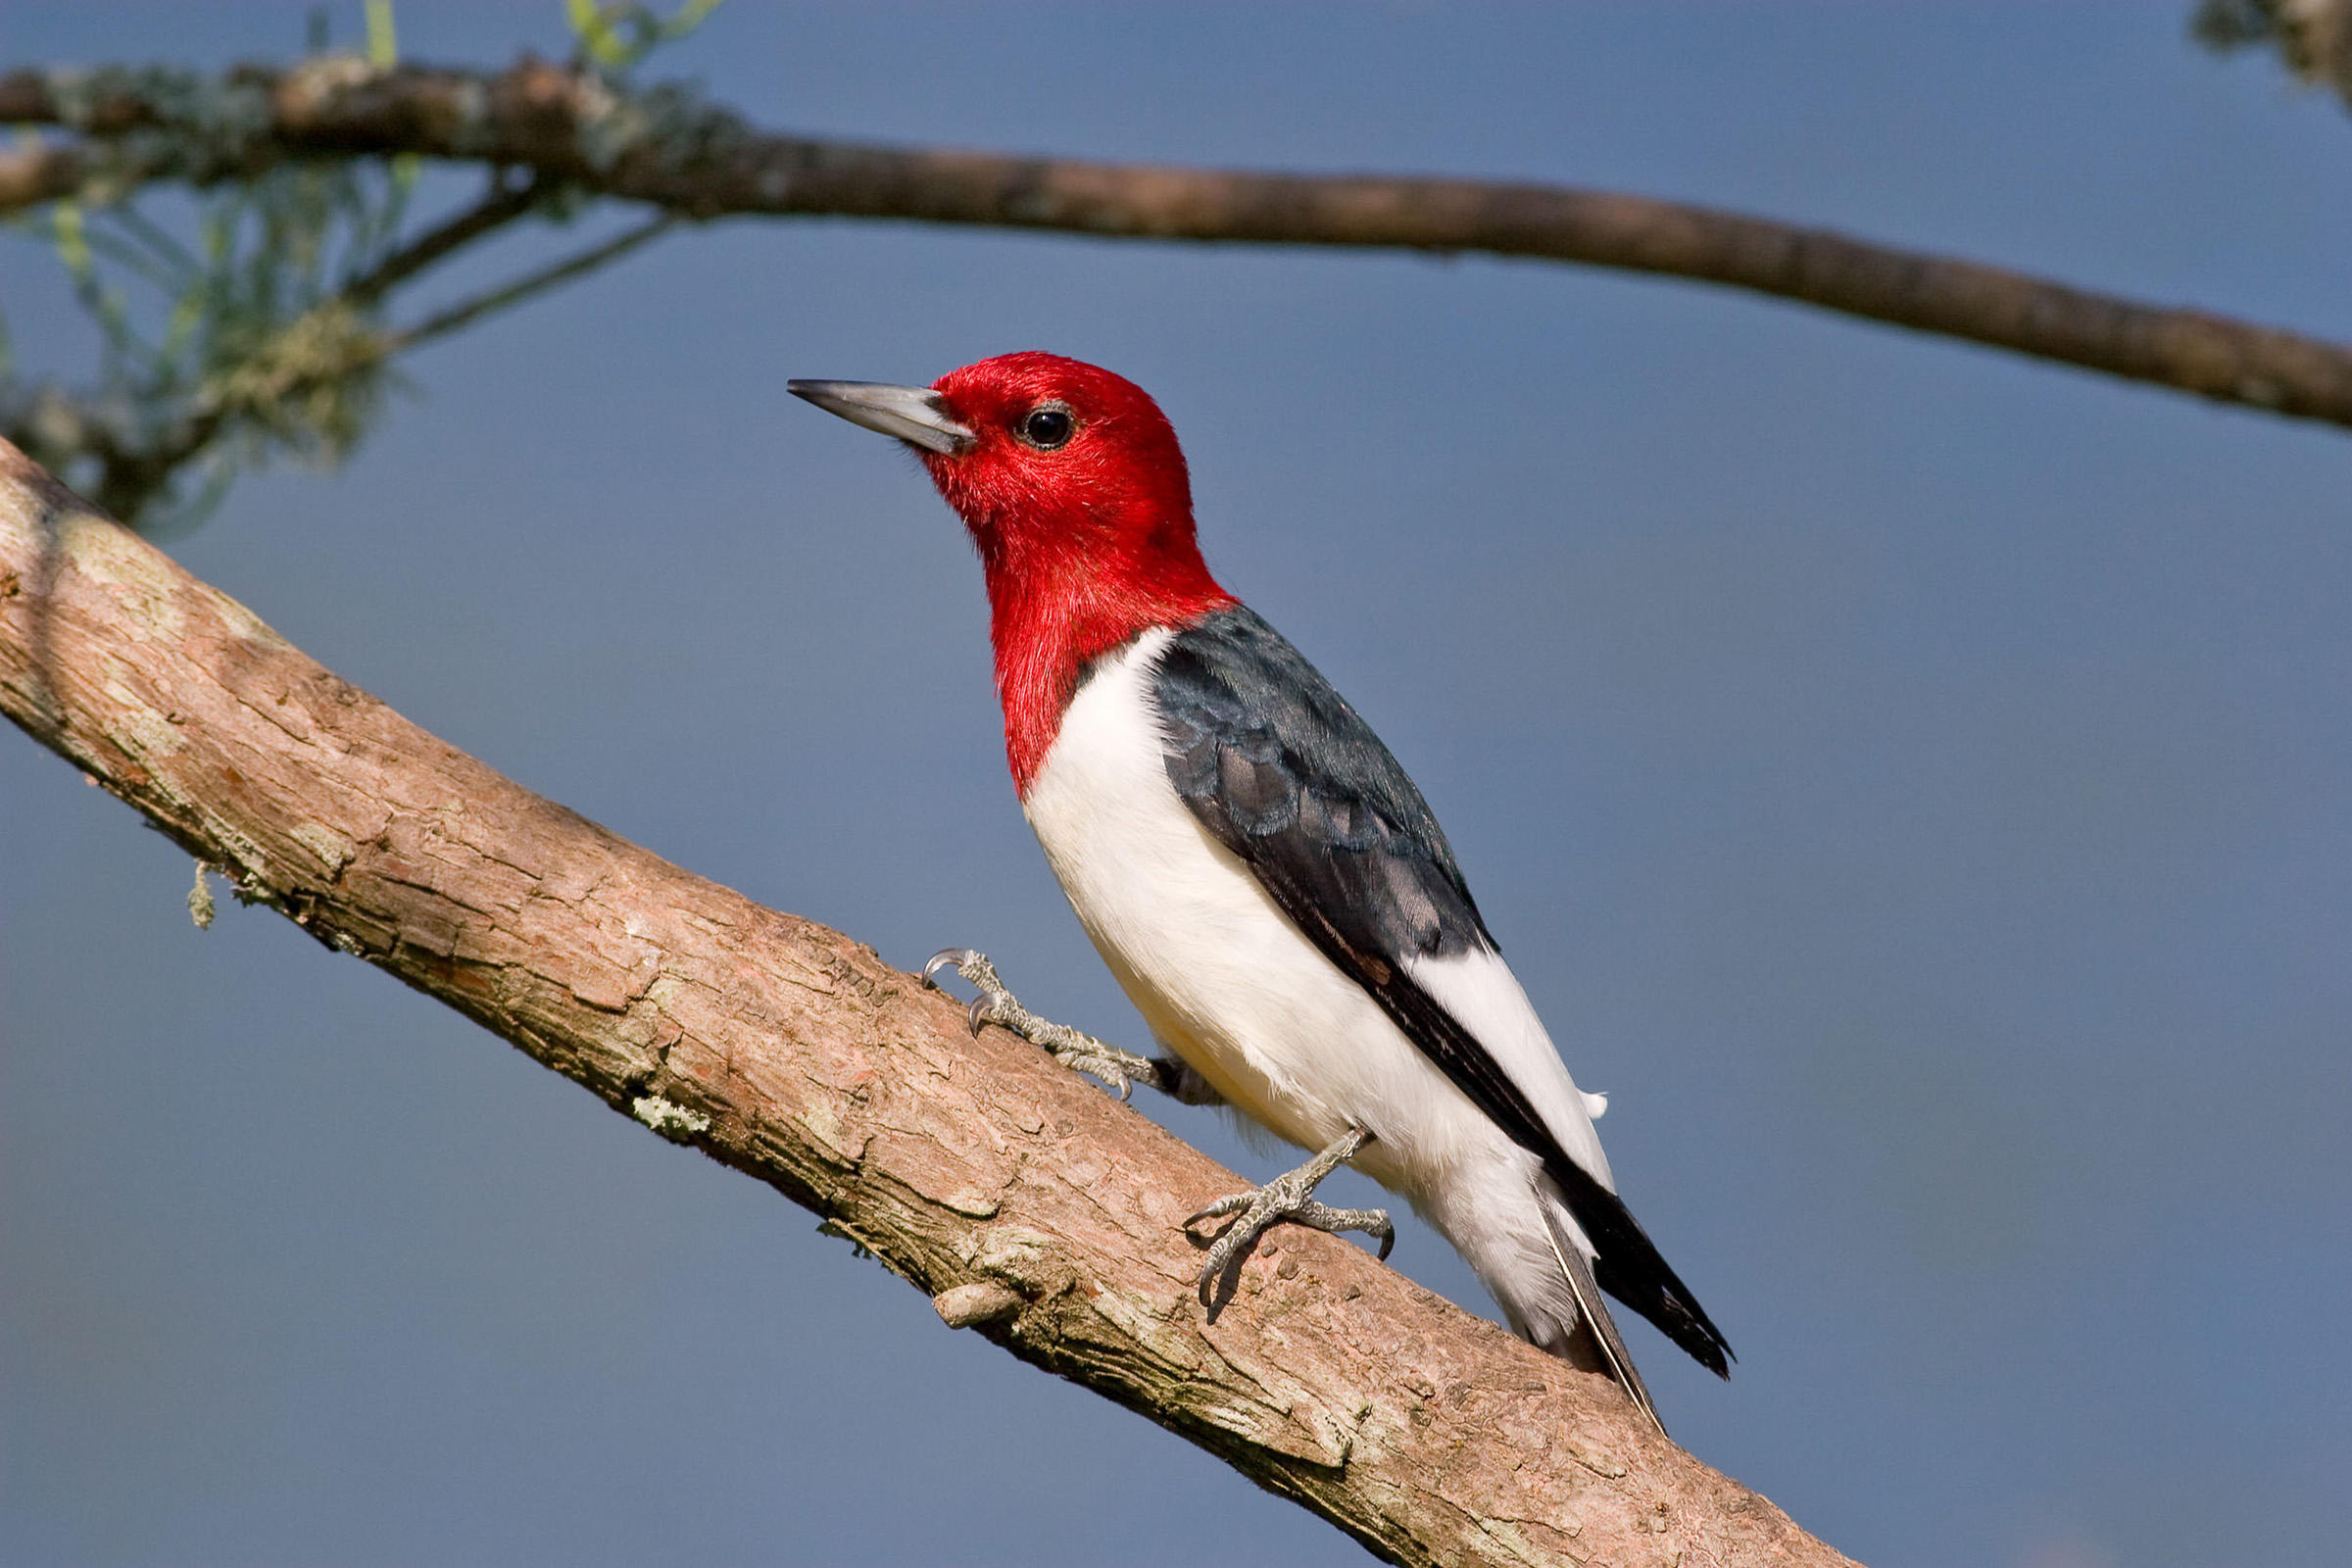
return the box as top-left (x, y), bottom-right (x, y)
top-left (788, 379), bottom-right (975, 456)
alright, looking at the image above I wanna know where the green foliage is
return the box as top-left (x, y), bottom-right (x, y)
top-left (6, 150), bottom-right (417, 531)
top-left (0, 1), bottom-right (704, 533)
top-left (566, 0), bottom-right (726, 74)
top-left (365, 0), bottom-right (400, 68)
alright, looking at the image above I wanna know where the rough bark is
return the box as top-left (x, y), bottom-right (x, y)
top-left (0, 442), bottom-right (1852, 1565)
top-left (3, 57), bottom-right (2350, 433)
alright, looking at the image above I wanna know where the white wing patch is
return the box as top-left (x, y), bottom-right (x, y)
top-left (1402, 947), bottom-right (1616, 1192)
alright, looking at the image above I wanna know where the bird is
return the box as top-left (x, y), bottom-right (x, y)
top-left (789, 352), bottom-right (1729, 1429)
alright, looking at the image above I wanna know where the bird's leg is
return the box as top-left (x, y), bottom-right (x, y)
top-left (1186, 1126), bottom-right (1394, 1316)
top-left (922, 948), bottom-right (1220, 1105)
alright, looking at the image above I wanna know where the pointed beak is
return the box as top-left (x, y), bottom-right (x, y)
top-left (788, 379), bottom-right (975, 456)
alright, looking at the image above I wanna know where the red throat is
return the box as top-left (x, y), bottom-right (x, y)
top-left (919, 353), bottom-right (1235, 792)
top-left (971, 527), bottom-right (1232, 792)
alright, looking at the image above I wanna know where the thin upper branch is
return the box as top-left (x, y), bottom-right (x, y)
top-left (3, 57), bottom-right (2350, 431)
top-left (384, 210), bottom-right (675, 353)
top-left (341, 168), bottom-right (543, 304)
top-left (0, 437), bottom-right (1854, 1568)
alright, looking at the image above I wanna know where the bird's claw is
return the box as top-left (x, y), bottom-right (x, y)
top-left (923, 948), bottom-right (1001, 1021)
top-left (922, 946), bottom-right (1157, 1102)
top-left (1185, 1127), bottom-right (1392, 1314)
top-left (919, 949), bottom-right (1031, 1044)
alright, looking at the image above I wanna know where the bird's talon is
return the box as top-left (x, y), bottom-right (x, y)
top-left (924, 946), bottom-right (1157, 1098)
top-left (924, 946), bottom-right (1004, 997)
top-left (1184, 1193), bottom-right (1250, 1228)
top-left (1183, 1128), bottom-right (1388, 1312)
top-left (1084, 1061), bottom-right (1136, 1102)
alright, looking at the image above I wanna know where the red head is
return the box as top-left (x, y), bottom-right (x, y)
top-left (793, 352), bottom-right (1234, 788)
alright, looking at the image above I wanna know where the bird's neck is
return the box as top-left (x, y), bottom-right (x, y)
top-left (978, 531), bottom-right (1233, 793)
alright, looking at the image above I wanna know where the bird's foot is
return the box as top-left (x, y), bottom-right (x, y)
top-left (923, 947), bottom-right (1168, 1102)
top-left (1186, 1126), bottom-right (1394, 1317)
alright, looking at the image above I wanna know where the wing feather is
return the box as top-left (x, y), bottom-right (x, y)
top-left (1152, 608), bottom-right (1732, 1377)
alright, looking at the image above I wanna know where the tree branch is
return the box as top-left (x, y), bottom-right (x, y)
top-left (340, 167), bottom-right (543, 305)
top-left (0, 440), bottom-right (1852, 1566)
top-left (0, 136), bottom-right (82, 209)
top-left (383, 210), bottom-right (675, 353)
top-left (4, 57), bottom-right (2350, 431)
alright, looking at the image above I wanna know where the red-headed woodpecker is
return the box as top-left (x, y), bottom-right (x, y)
top-left (790, 353), bottom-right (1729, 1428)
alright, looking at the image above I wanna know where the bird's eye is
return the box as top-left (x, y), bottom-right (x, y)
top-left (1017, 405), bottom-right (1075, 451)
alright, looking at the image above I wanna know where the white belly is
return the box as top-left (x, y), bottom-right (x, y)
top-left (1020, 631), bottom-right (1518, 1203)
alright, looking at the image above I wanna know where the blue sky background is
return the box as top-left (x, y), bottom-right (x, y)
top-left (4, 4), bottom-right (2350, 1565)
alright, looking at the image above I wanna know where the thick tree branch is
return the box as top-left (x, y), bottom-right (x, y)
top-left (0, 438), bottom-right (1849, 1567)
top-left (5, 58), bottom-right (2350, 431)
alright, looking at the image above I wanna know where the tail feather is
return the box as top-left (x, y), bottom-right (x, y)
top-left (1544, 1151), bottom-right (1735, 1379)
top-left (1538, 1198), bottom-right (1665, 1436)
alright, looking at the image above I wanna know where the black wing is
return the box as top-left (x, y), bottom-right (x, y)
top-left (1151, 606), bottom-right (1731, 1377)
